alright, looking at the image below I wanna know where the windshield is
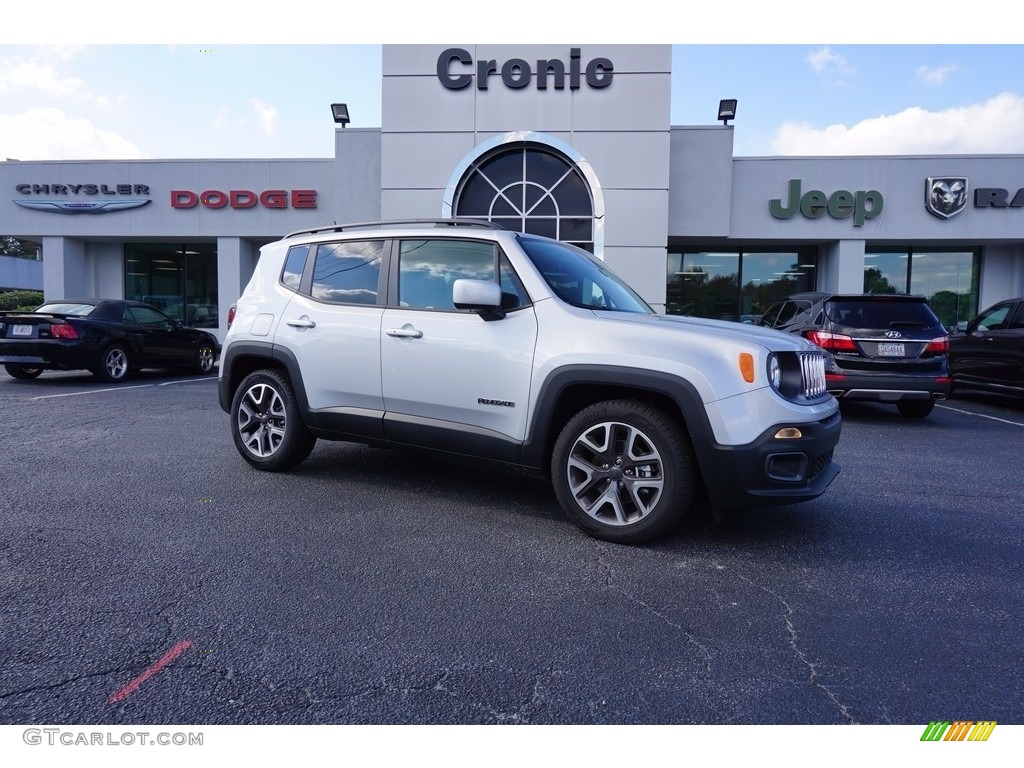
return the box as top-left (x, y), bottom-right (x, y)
top-left (518, 236), bottom-right (652, 314)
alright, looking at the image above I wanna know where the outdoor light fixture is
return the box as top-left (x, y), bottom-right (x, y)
top-left (718, 99), bottom-right (737, 125)
top-left (331, 103), bottom-right (350, 127)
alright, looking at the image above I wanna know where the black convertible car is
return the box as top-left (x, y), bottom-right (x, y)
top-left (0, 299), bottom-right (219, 382)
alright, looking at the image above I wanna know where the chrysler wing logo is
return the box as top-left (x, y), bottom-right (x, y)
top-left (926, 177), bottom-right (968, 220)
top-left (14, 199), bottom-right (151, 215)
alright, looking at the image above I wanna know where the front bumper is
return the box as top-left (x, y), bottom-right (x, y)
top-left (698, 409), bottom-right (842, 511)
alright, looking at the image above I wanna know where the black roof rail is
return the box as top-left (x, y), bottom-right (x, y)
top-left (283, 218), bottom-right (505, 239)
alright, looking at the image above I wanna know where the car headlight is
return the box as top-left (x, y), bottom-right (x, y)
top-left (768, 354), bottom-right (782, 390)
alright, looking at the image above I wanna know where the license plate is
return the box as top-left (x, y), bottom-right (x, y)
top-left (12, 324), bottom-right (33, 337)
top-left (878, 342), bottom-right (905, 357)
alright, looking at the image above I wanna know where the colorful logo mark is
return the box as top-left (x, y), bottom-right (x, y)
top-left (920, 721), bottom-right (997, 742)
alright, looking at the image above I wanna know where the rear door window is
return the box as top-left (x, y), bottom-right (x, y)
top-left (310, 240), bottom-right (384, 305)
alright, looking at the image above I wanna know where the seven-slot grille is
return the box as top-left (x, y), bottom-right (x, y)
top-left (800, 351), bottom-right (827, 398)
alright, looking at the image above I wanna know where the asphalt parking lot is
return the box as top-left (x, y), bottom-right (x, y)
top-left (0, 369), bottom-right (1021, 726)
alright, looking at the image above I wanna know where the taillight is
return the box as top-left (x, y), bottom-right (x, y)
top-left (227, 305), bottom-right (236, 327)
top-left (925, 336), bottom-right (949, 354)
top-left (806, 330), bottom-right (857, 353)
top-left (49, 323), bottom-right (79, 340)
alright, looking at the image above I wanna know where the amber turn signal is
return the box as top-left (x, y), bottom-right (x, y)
top-left (739, 352), bottom-right (755, 383)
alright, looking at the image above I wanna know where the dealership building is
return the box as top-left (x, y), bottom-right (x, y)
top-left (3, 44), bottom-right (1024, 341)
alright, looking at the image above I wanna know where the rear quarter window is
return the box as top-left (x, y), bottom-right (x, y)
top-left (280, 245), bottom-right (310, 291)
top-left (35, 303), bottom-right (96, 316)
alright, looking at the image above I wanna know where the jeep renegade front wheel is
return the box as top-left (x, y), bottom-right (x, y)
top-left (551, 400), bottom-right (696, 544)
top-left (231, 369), bottom-right (316, 471)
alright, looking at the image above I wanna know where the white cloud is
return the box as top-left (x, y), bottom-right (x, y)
top-left (0, 52), bottom-right (111, 107)
top-left (34, 45), bottom-right (88, 62)
top-left (770, 92), bottom-right (1024, 155)
top-left (0, 55), bottom-right (86, 97)
top-left (0, 107), bottom-right (145, 160)
top-left (249, 98), bottom-right (278, 137)
top-left (807, 47), bottom-right (839, 72)
top-left (915, 63), bottom-right (959, 86)
top-left (807, 47), bottom-right (852, 77)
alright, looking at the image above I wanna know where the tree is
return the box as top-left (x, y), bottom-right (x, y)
top-left (0, 237), bottom-right (40, 259)
top-left (863, 267), bottom-right (896, 294)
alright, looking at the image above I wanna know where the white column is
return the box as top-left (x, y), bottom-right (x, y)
top-left (41, 237), bottom-right (86, 299)
top-left (216, 237), bottom-right (257, 343)
top-left (820, 240), bottom-right (865, 294)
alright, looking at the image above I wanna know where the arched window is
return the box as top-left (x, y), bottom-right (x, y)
top-left (453, 143), bottom-right (596, 253)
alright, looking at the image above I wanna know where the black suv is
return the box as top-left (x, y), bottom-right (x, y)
top-left (759, 292), bottom-right (951, 418)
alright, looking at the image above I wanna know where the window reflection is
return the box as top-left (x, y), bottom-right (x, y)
top-left (667, 250), bottom-right (816, 323)
top-left (124, 243), bottom-right (218, 328)
top-left (867, 248), bottom-right (979, 330)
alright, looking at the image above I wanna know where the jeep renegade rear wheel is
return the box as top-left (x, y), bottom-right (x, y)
top-left (551, 400), bottom-right (695, 544)
top-left (231, 369), bottom-right (316, 470)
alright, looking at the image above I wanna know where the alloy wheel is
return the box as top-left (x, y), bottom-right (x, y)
top-left (565, 420), bottom-right (665, 526)
top-left (236, 382), bottom-right (287, 458)
top-left (105, 348), bottom-right (128, 380)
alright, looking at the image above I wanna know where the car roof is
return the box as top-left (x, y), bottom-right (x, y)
top-left (826, 294), bottom-right (929, 303)
top-left (38, 299), bottom-right (165, 320)
top-left (44, 298), bottom-right (160, 308)
top-left (282, 218), bottom-right (506, 241)
top-left (780, 292), bottom-right (928, 303)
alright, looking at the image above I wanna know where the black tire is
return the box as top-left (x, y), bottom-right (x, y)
top-left (550, 399), bottom-right (696, 544)
top-left (897, 398), bottom-right (935, 418)
top-left (4, 364), bottom-right (43, 380)
top-left (93, 344), bottom-right (130, 383)
top-left (230, 369), bottom-right (316, 471)
top-left (193, 342), bottom-right (216, 374)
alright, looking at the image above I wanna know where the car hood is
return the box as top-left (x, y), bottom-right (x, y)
top-left (592, 310), bottom-right (819, 353)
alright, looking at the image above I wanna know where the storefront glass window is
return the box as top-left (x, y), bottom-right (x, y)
top-left (863, 251), bottom-right (909, 294)
top-left (667, 249), bottom-right (816, 323)
top-left (0, 236), bottom-right (42, 260)
top-left (124, 243), bottom-right (218, 328)
top-left (910, 251), bottom-right (979, 330)
top-left (866, 248), bottom-right (979, 330)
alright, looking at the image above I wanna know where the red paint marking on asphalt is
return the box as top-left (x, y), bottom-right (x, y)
top-left (108, 640), bottom-right (193, 703)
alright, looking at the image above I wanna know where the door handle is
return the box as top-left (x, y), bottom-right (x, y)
top-left (285, 317), bottom-right (316, 329)
top-left (386, 326), bottom-right (423, 339)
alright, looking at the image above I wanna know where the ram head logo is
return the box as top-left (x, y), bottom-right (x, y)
top-left (926, 177), bottom-right (968, 219)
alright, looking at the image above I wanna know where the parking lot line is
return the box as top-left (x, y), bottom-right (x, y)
top-left (937, 403), bottom-right (1024, 427)
top-left (30, 384), bottom-right (154, 400)
top-left (159, 377), bottom-right (218, 386)
top-left (108, 640), bottom-right (193, 703)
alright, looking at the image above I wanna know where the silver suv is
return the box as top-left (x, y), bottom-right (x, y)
top-left (219, 220), bottom-right (841, 543)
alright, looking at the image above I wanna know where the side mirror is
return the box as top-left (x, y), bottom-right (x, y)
top-left (955, 320), bottom-right (968, 333)
top-left (453, 279), bottom-right (505, 320)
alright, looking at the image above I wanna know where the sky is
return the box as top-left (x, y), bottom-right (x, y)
top-left (2, 5), bottom-right (1023, 162)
